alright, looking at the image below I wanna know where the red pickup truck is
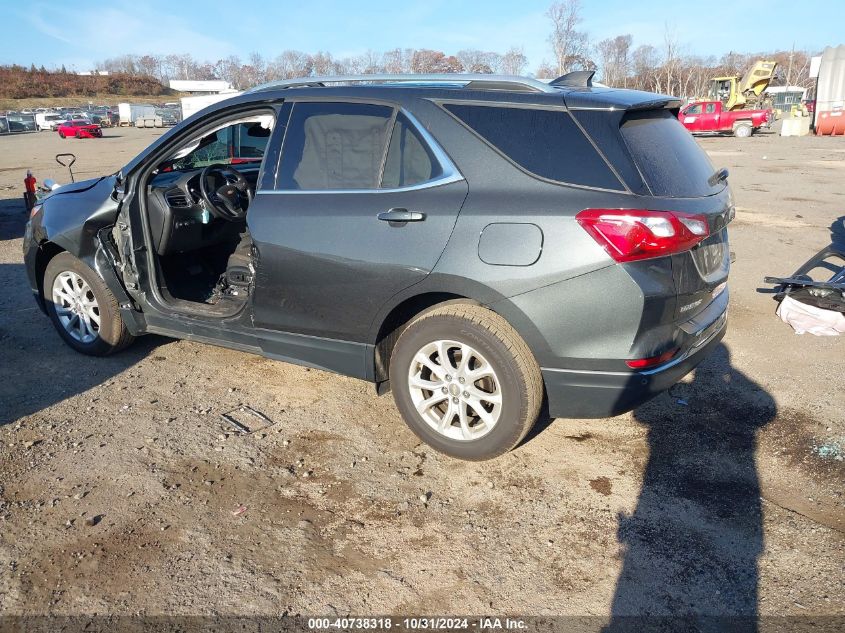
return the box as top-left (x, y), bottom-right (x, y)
top-left (678, 100), bottom-right (772, 138)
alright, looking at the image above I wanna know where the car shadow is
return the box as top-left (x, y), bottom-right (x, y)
top-left (0, 197), bottom-right (27, 241)
top-left (0, 262), bottom-right (164, 426)
top-left (603, 343), bottom-right (775, 631)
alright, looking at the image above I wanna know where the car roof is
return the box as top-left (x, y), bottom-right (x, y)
top-left (240, 73), bottom-right (681, 112)
top-left (120, 73), bottom-right (680, 176)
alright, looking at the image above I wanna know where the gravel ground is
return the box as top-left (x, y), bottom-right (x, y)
top-left (0, 126), bottom-right (842, 625)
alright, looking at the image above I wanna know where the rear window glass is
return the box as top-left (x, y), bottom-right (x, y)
top-left (381, 113), bottom-right (441, 188)
top-left (620, 110), bottom-right (722, 198)
top-left (442, 103), bottom-right (622, 190)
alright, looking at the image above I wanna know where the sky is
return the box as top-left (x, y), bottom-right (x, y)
top-left (2, 0), bottom-right (841, 73)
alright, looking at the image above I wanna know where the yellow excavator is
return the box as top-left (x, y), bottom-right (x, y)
top-left (707, 60), bottom-right (778, 111)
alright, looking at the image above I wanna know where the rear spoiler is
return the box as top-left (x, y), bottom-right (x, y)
top-left (563, 88), bottom-right (683, 112)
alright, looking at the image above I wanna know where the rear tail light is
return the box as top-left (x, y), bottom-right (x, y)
top-left (626, 348), bottom-right (679, 369)
top-left (576, 209), bottom-right (710, 263)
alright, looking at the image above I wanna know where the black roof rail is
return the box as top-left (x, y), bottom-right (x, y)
top-left (549, 70), bottom-right (595, 88)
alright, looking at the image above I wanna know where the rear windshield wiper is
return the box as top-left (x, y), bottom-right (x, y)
top-left (708, 167), bottom-right (729, 187)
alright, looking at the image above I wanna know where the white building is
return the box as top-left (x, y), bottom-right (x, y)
top-left (168, 80), bottom-right (233, 94)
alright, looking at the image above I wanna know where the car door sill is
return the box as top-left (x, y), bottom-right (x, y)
top-left (144, 319), bottom-right (373, 381)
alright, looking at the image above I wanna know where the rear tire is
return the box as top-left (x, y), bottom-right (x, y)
top-left (389, 304), bottom-right (543, 460)
top-left (734, 123), bottom-right (752, 138)
top-left (43, 252), bottom-right (134, 356)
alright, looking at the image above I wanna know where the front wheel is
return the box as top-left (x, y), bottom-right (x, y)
top-left (389, 304), bottom-right (543, 460)
top-left (58, 131), bottom-right (65, 138)
top-left (43, 252), bottom-right (134, 356)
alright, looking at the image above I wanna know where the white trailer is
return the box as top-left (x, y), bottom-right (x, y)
top-left (117, 103), bottom-right (157, 127)
top-left (180, 91), bottom-right (242, 121)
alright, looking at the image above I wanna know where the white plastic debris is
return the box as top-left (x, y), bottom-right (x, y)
top-left (777, 296), bottom-right (845, 336)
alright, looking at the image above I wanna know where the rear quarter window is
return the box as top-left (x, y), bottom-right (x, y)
top-left (442, 103), bottom-right (622, 190)
top-left (620, 109), bottom-right (722, 198)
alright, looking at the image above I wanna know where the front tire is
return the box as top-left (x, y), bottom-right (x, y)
top-left (58, 131), bottom-right (65, 138)
top-left (43, 252), bottom-right (134, 356)
top-left (389, 304), bottom-right (543, 460)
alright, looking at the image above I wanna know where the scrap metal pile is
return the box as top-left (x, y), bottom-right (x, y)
top-left (765, 222), bottom-right (845, 335)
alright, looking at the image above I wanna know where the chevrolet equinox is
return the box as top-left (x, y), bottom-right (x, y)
top-left (24, 73), bottom-right (732, 460)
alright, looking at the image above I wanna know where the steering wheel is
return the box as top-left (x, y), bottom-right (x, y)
top-left (198, 164), bottom-right (252, 221)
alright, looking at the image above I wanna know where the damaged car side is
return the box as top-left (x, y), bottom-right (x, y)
top-left (24, 73), bottom-right (732, 460)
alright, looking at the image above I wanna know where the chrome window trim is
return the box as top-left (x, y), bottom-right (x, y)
top-left (260, 105), bottom-right (465, 195)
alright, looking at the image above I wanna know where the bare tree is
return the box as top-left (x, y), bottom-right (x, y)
top-left (631, 44), bottom-right (659, 91)
top-left (410, 49), bottom-right (462, 73)
top-left (136, 55), bottom-right (161, 80)
top-left (382, 48), bottom-right (410, 74)
top-left (269, 50), bottom-right (312, 80)
top-left (535, 61), bottom-right (556, 79)
top-left (595, 35), bottom-right (631, 87)
top-left (310, 51), bottom-right (339, 76)
top-left (456, 49), bottom-right (500, 74)
top-left (89, 39), bottom-right (820, 101)
top-left (213, 55), bottom-right (244, 89)
top-left (359, 50), bottom-right (382, 74)
top-left (660, 24), bottom-right (682, 95)
top-left (500, 47), bottom-right (529, 75)
top-left (546, 0), bottom-right (590, 75)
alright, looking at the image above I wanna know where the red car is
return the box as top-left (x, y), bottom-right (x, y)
top-left (678, 100), bottom-right (771, 138)
top-left (56, 120), bottom-right (102, 139)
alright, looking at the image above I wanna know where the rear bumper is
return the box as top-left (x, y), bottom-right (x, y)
top-left (542, 309), bottom-right (726, 419)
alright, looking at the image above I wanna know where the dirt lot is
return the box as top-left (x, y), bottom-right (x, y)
top-left (0, 126), bottom-right (842, 626)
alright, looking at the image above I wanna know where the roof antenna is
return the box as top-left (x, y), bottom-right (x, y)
top-left (549, 70), bottom-right (595, 88)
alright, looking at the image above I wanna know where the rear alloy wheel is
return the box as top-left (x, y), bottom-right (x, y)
top-left (407, 339), bottom-right (503, 442)
top-left (44, 252), bottom-right (134, 356)
top-left (390, 304), bottom-right (543, 460)
top-left (734, 123), bottom-right (752, 138)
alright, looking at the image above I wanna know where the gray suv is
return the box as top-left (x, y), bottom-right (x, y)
top-left (24, 73), bottom-right (731, 460)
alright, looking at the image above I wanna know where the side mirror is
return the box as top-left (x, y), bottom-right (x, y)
top-left (42, 178), bottom-right (60, 191)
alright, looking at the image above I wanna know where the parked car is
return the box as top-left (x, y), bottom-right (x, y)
top-left (56, 120), bottom-right (102, 138)
top-left (35, 112), bottom-right (65, 131)
top-left (678, 100), bottom-right (772, 137)
top-left (88, 112), bottom-right (113, 127)
top-left (156, 108), bottom-right (180, 126)
top-left (24, 73), bottom-right (732, 460)
top-left (6, 115), bottom-right (37, 132)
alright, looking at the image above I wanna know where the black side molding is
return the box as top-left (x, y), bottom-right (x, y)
top-left (550, 70), bottom-right (595, 88)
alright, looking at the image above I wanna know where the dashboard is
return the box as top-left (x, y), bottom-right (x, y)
top-left (146, 165), bottom-right (260, 255)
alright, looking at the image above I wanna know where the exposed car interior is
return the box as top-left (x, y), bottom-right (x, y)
top-left (144, 113), bottom-right (274, 311)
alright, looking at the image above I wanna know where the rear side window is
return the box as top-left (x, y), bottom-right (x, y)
top-left (381, 113), bottom-right (441, 188)
top-left (442, 103), bottom-right (622, 190)
top-left (620, 110), bottom-right (721, 198)
top-left (277, 102), bottom-right (393, 190)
